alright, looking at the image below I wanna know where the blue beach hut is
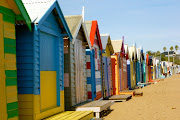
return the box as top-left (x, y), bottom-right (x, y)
top-left (16, 0), bottom-right (72, 119)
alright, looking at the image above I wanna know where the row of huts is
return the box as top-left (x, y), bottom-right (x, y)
top-left (1, 0), bottom-right (180, 120)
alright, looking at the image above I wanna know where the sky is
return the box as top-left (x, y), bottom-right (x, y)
top-left (58, 0), bottom-right (180, 53)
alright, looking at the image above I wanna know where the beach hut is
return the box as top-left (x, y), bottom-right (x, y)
top-left (111, 40), bottom-right (123, 95)
top-left (0, 0), bottom-right (31, 119)
top-left (16, 0), bottom-right (73, 119)
top-left (141, 48), bottom-right (146, 83)
top-left (111, 52), bottom-right (120, 95)
top-left (63, 15), bottom-right (91, 110)
top-left (85, 21), bottom-right (103, 101)
top-left (128, 46), bottom-right (135, 89)
top-left (146, 54), bottom-right (150, 82)
top-left (111, 39), bottom-right (129, 95)
top-left (136, 48), bottom-right (142, 84)
top-left (100, 34), bottom-right (114, 98)
top-left (124, 44), bottom-right (131, 89)
top-left (149, 56), bottom-right (154, 81)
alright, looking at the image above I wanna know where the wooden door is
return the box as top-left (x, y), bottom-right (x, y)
top-left (40, 32), bottom-right (58, 111)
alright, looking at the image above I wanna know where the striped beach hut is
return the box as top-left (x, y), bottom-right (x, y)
top-left (0, 0), bottom-right (31, 120)
top-left (101, 34), bottom-right (114, 98)
top-left (63, 15), bottom-right (91, 110)
top-left (85, 21), bottom-right (103, 101)
top-left (16, 0), bottom-right (72, 119)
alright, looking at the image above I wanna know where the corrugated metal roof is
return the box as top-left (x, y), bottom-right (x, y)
top-left (111, 40), bottom-right (123, 53)
top-left (85, 21), bottom-right (92, 37)
top-left (65, 15), bottom-right (82, 38)
top-left (22, 0), bottom-right (55, 23)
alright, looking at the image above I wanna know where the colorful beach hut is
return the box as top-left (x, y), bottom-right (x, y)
top-left (146, 54), bottom-right (150, 82)
top-left (100, 34), bottom-right (114, 98)
top-left (136, 48), bottom-right (143, 84)
top-left (140, 48), bottom-right (146, 83)
top-left (111, 40), bottom-right (128, 95)
top-left (125, 44), bottom-right (131, 89)
top-left (63, 15), bottom-right (91, 110)
top-left (128, 46), bottom-right (137, 89)
top-left (16, 0), bottom-right (72, 119)
top-left (0, 0), bottom-right (31, 119)
top-left (85, 20), bottom-right (103, 101)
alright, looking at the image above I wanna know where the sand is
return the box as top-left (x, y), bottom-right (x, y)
top-left (104, 74), bottom-right (180, 120)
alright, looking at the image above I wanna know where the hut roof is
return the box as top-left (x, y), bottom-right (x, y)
top-left (22, 0), bottom-right (72, 40)
top-left (100, 34), bottom-right (114, 54)
top-left (65, 15), bottom-right (91, 49)
top-left (137, 48), bottom-right (142, 61)
top-left (85, 21), bottom-right (102, 50)
top-left (124, 44), bottom-right (130, 59)
top-left (111, 40), bottom-right (123, 53)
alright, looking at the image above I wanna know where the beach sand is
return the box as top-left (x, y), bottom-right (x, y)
top-left (104, 74), bottom-right (180, 120)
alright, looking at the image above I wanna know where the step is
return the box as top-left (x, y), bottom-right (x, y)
top-left (119, 90), bottom-right (135, 96)
top-left (108, 94), bottom-right (132, 102)
top-left (75, 100), bottom-right (112, 118)
top-left (44, 111), bottom-right (93, 120)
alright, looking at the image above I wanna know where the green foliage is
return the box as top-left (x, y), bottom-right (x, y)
top-left (163, 47), bottom-right (166, 51)
top-left (175, 45), bottom-right (179, 51)
top-left (170, 46), bottom-right (174, 51)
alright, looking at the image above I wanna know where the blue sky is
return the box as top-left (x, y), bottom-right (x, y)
top-left (58, 0), bottom-right (180, 53)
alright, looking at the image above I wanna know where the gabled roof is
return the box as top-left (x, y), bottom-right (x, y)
top-left (100, 34), bottom-right (114, 54)
top-left (111, 40), bottom-right (123, 53)
top-left (124, 44), bottom-right (130, 59)
top-left (22, 0), bottom-right (72, 40)
top-left (65, 15), bottom-right (91, 49)
top-left (128, 46), bottom-right (134, 60)
top-left (85, 20), bottom-right (103, 50)
top-left (22, 0), bottom-right (55, 23)
top-left (129, 45), bottom-right (137, 60)
top-left (137, 48), bottom-right (142, 61)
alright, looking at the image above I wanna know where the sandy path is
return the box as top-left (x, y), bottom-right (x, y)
top-left (104, 74), bottom-right (180, 120)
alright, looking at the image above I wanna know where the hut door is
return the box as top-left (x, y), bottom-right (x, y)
top-left (103, 57), bottom-right (108, 97)
top-left (107, 58), bottom-right (111, 96)
top-left (40, 32), bottom-right (58, 111)
top-left (74, 39), bottom-right (85, 104)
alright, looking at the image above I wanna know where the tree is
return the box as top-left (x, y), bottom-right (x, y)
top-left (175, 45), bottom-right (179, 51)
top-left (170, 46), bottom-right (174, 51)
top-left (163, 47), bottom-right (166, 52)
top-left (146, 51), bottom-right (152, 55)
top-left (157, 51), bottom-right (160, 55)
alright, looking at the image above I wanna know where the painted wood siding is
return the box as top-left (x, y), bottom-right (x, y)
top-left (64, 40), bottom-right (76, 110)
top-left (0, 11), bottom-right (19, 120)
top-left (16, 25), bottom-right (34, 119)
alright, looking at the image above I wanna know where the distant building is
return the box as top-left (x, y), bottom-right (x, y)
top-left (162, 51), bottom-right (177, 57)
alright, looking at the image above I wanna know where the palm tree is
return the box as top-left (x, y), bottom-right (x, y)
top-left (163, 47), bottom-right (166, 52)
top-left (146, 51), bottom-right (152, 55)
top-left (175, 45), bottom-right (179, 51)
top-left (156, 51), bottom-right (160, 56)
top-left (170, 46), bottom-right (174, 51)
